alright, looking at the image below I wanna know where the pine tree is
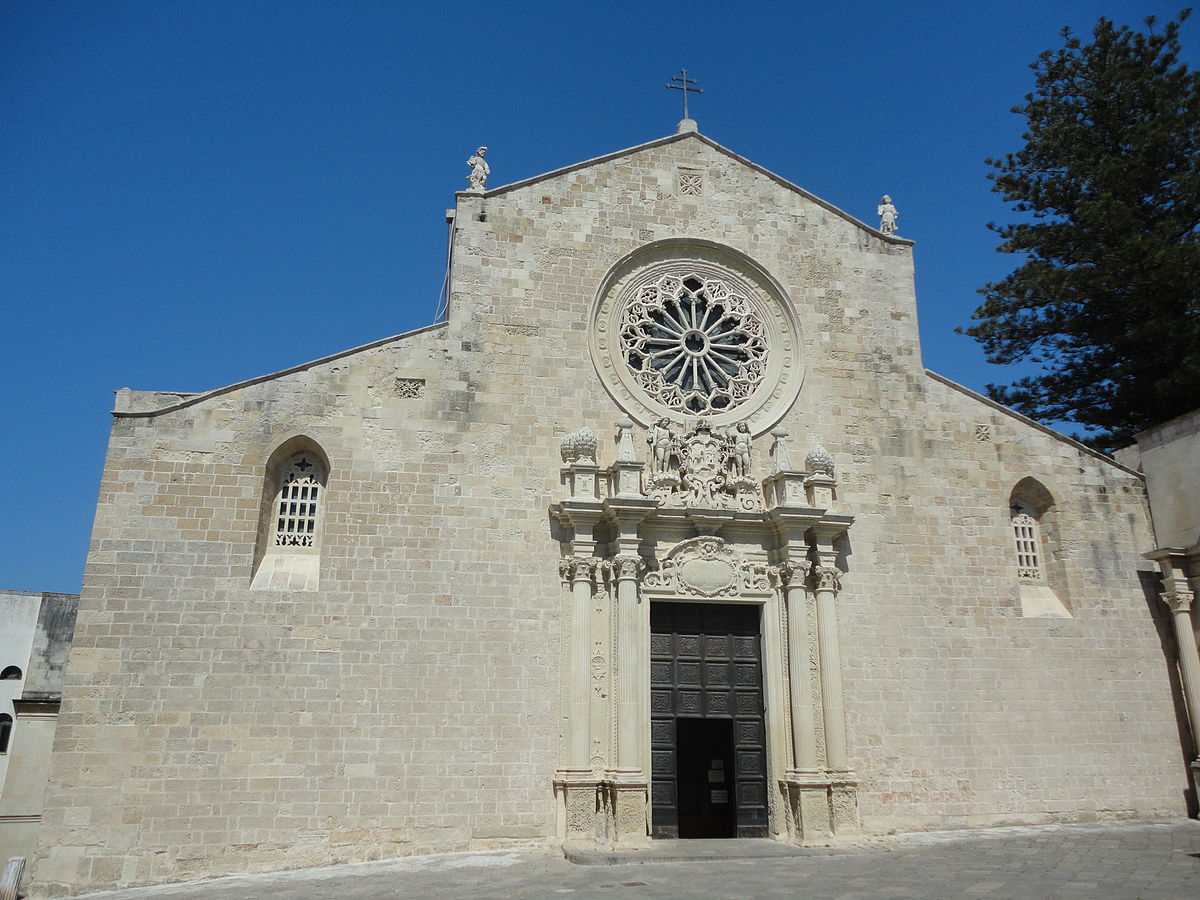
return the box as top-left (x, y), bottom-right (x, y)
top-left (961, 11), bottom-right (1200, 452)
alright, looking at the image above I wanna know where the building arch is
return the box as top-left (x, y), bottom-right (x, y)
top-left (1009, 476), bottom-right (1071, 618)
top-left (250, 435), bottom-right (331, 591)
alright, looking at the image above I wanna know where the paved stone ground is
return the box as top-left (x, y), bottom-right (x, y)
top-left (59, 820), bottom-right (1200, 899)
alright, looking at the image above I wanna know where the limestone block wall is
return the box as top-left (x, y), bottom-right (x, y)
top-left (32, 131), bottom-right (1193, 894)
top-left (34, 322), bottom-right (571, 894)
top-left (838, 376), bottom-right (1185, 832)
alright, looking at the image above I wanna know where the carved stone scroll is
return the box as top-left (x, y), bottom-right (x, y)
top-left (643, 536), bottom-right (773, 598)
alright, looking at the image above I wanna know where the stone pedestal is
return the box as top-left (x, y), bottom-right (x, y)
top-left (609, 460), bottom-right (645, 499)
top-left (555, 773), bottom-right (602, 843)
top-left (829, 775), bottom-right (861, 836)
top-left (762, 469), bottom-right (807, 507)
top-left (781, 772), bottom-right (860, 843)
top-left (565, 461), bottom-right (601, 500)
top-left (606, 777), bottom-right (649, 847)
top-left (806, 473), bottom-right (835, 508)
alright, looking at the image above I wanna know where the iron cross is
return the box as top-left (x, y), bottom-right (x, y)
top-left (666, 68), bottom-right (703, 119)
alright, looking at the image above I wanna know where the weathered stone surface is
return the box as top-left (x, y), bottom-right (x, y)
top-left (28, 129), bottom-right (1187, 896)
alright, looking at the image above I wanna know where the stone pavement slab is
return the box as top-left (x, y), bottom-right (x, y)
top-left (57, 820), bottom-right (1200, 900)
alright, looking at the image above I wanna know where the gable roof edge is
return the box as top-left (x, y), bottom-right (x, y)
top-left (113, 321), bottom-right (450, 419)
top-left (924, 369), bottom-right (1142, 478)
top-left (469, 131), bottom-right (913, 246)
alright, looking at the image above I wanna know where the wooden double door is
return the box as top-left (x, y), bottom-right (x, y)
top-left (649, 602), bottom-right (768, 838)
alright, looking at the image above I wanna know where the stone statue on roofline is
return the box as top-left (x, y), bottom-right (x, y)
top-left (466, 146), bottom-right (490, 191)
top-left (877, 195), bottom-right (898, 235)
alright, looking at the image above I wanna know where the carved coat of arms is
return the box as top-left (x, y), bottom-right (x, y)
top-left (644, 418), bottom-right (760, 511)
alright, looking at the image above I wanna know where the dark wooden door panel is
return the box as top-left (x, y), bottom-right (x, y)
top-left (650, 602), bottom-right (768, 839)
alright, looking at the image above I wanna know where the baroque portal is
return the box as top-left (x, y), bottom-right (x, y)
top-left (557, 266), bottom-right (856, 846)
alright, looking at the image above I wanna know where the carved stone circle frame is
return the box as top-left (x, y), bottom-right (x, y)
top-left (591, 240), bottom-right (803, 436)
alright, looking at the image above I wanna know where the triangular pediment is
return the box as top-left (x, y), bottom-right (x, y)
top-left (467, 129), bottom-right (912, 245)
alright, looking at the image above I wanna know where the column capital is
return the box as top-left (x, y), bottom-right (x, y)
top-left (812, 564), bottom-right (843, 593)
top-left (1163, 589), bottom-right (1194, 614)
top-left (611, 553), bottom-right (646, 582)
top-left (776, 559), bottom-right (812, 588)
top-left (560, 557), bottom-right (598, 585)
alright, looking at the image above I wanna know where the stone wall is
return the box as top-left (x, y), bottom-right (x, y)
top-left (1118, 408), bottom-right (1200, 549)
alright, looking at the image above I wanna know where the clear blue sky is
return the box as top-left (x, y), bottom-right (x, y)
top-left (3, 1), bottom-right (1194, 593)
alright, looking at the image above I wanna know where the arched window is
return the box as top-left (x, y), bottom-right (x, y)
top-left (1009, 478), bottom-right (1071, 618)
top-left (0, 713), bottom-right (12, 753)
top-left (0, 666), bottom-right (21, 680)
top-left (274, 455), bottom-right (323, 547)
top-left (251, 438), bottom-right (330, 591)
top-left (1010, 500), bottom-right (1043, 582)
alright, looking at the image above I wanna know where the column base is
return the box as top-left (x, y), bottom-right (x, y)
top-left (605, 771), bottom-right (650, 848)
top-left (554, 770), bottom-right (603, 843)
top-left (780, 770), bottom-right (859, 843)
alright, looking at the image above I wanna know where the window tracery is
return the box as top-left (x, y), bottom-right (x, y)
top-left (620, 274), bottom-right (768, 415)
top-left (1008, 482), bottom-right (1071, 618)
top-left (1011, 507), bottom-right (1043, 581)
top-left (251, 441), bottom-right (329, 591)
top-left (274, 456), bottom-right (321, 547)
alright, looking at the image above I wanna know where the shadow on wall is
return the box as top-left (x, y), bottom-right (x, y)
top-left (1140, 568), bottom-right (1199, 818)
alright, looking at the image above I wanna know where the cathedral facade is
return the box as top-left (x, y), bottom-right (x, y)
top-left (31, 126), bottom-right (1193, 895)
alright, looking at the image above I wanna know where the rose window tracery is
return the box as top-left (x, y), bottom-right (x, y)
top-left (619, 274), bottom-right (768, 415)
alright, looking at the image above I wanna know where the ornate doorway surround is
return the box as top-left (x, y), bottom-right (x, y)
top-left (551, 419), bottom-right (857, 848)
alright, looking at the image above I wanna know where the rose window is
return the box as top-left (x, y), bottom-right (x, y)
top-left (619, 274), bottom-right (768, 414)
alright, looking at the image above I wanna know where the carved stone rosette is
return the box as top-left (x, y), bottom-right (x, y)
top-left (589, 243), bottom-right (804, 434)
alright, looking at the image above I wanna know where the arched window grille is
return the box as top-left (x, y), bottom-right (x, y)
top-left (274, 455), bottom-right (322, 547)
top-left (252, 439), bottom-right (330, 591)
top-left (1011, 509), bottom-right (1043, 581)
top-left (0, 666), bottom-right (21, 680)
